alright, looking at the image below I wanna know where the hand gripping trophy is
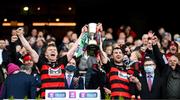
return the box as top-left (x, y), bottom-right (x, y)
top-left (86, 23), bottom-right (102, 56)
top-left (74, 23), bottom-right (102, 57)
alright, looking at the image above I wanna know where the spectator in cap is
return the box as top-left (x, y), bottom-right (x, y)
top-left (9, 27), bottom-right (39, 73)
top-left (9, 28), bottom-right (41, 97)
top-left (23, 54), bottom-right (33, 67)
top-left (7, 63), bottom-right (20, 75)
top-left (0, 63), bottom-right (36, 99)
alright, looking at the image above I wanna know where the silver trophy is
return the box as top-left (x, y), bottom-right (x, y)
top-left (86, 23), bottom-right (99, 56)
top-left (88, 23), bottom-right (97, 45)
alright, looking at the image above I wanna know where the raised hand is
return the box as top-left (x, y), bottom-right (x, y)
top-left (152, 36), bottom-right (158, 45)
top-left (99, 31), bottom-right (103, 48)
top-left (148, 30), bottom-right (154, 39)
top-left (96, 23), bottom-right (103, 32)
top-left (16, 27), bottom-right (24, 36)
top-left (81, 25), bottom-right (88, 34)
top-left (16, 27), bottom-right (39, 63)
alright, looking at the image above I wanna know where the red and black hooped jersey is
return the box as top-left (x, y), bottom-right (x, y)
top-left (109, 67), bottom-right (131, 99)
top-left (40, 64), bottom-right (65, 98)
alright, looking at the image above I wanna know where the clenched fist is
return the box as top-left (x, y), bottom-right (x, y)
top-left (16, 27), bottom-right (24, 36)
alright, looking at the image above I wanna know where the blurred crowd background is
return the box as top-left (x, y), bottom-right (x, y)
top-left (0, 0), bottom-right (180, 99)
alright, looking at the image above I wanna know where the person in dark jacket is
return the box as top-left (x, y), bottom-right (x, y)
top-left (9, 28), bottom-right (41, 97)
top-left (138, 57), bottom-right (163, 99)
top-left (0, 38), bottom-right (11, 93)
top-left (1, 63), bottom-right (36, 99)
top-left (165, 56), bottom-right (180, 99)
top-left (131, 34), bottom-right (164, 99)
top-left (65, 58), bottom-right (84, 89)
top-left (152, 35), bottom-right (180, 99)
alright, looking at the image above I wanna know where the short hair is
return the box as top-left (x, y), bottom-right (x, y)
top-left (144, 56), bottom-right (155, 64)
top-left (47, 38), bottom-right (56, 43)
top-left (113, 47), bottom-right (121, 50)
top-left (45, 44), bottom-right (57, 52)
top-left (169, 55), bottom-right (179, 62)
top-left (47, 43), bottom-right (56, 47)
top-left (112, 47), bottom-right (123, 54)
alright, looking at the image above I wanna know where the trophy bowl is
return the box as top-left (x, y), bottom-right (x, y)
top-left (88, 23), bottom-right (97, 40)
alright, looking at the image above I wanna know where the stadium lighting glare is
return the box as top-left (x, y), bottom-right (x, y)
top-left (56, 18), bottom-right (60, 22)
top-left (68, 7), bottom-right (72, 11)
top-left (32, 22), bottom-right (76, 26)
top-left (23, 6), bottom-right (29, 11)
top-left (2, 22), bottom-right (24, 26)
top-left (4, 18), bottom-right (7, 22)
top-left (37, 7), bottom-right (40, 11)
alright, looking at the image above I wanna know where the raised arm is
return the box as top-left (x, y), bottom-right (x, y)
top-left (66, 25), bottom-right (88, 62)
top-left (152, 36), bottom-right (168, 65)
top-left (16, 28), bottom-right (39, 63)
top-left (98, 23), bottom-right (109, 64)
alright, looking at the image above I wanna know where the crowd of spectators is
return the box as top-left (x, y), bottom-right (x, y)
top-left (0, 24), bottom-right (179, 99)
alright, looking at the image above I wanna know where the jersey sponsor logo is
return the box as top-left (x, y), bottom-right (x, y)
top-left (48, 67), bottom-right (62, 76)
top-left (118, 71), bottom-right (130, 80)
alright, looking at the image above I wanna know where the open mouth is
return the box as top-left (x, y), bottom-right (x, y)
top-left (171, 48), bottom-right (176, 51)
top-left (50, 54), bottom-right (55, 57)
top-left (116, 56), bottom-right (121, 59)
